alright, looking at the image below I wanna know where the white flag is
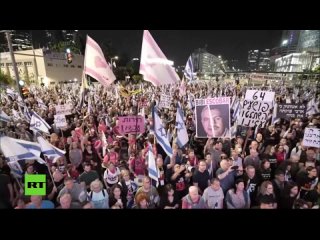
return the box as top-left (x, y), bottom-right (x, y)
top-left (36, 133), bottom-right (65, 163)
top-left (84, 35), bottom-right (116, 87)
top-left (30, 111), bottom-right (51, 134)
top-left (0, 136), bottom-right (45, 164)
top-left (139, 30), bottom-right (179, 86)
top-left (175, 102), bottom-right (189, 148)
top-left (153, 107), bottom-right (173, 157)
top-left (148, 143), bottom-right (159, 184)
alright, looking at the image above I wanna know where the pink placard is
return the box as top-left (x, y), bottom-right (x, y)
top-left (118, 116), bottom-right (145, 135)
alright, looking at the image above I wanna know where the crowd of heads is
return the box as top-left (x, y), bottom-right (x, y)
top-left (0, 79), bottom-right (319, 209)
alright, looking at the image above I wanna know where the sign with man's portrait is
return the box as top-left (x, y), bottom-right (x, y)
top-left (195, 97), bottom-right (230, 138)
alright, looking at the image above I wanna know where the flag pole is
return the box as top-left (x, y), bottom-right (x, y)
top-left (14, 175), bottom-right (24, 195)
top-left (242, 127), bottom-right (252, 156)
top-left (45, 159), bottom-right (57, 189)
top-left (60, 129), bottom-right (66, 151)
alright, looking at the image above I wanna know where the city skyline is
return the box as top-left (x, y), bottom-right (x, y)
top-left (31, 30), bottom-right (282, 69)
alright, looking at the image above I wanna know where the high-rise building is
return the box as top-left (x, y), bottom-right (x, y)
top-left (258, 49), bottom-right (271, 71)
top-left (248, 50), bottom-right (259, 71)
top-left (280, 30), bottom-right (300, 55)
top-left (191, 48), bottom-right (223, 78)
top-left (0, 30), bottom-right (33, 52)
top-left (298, 30), bottom-right (320, 54)
top-left (274, 52), bottom-right (313, 72)
top-left (45, 30), bottom-right (79, 47)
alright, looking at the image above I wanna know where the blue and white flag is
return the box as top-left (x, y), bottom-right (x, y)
top-left (175, 102), bottom-right (188, 148)
top-left (232, 98), bottom-right (241, 119)
top-left (0, 136), bottom-right (45, 164)
top-left (6, 88), bottom-right (16, 100)
top-left (36, 98), bottom-right (48, 110)
top-left (30, 111), bottom-right (51, 134)
top-left (14, 138), bottom-right (42, 158)
top-left (187, 94), bottom-right (194, 110)
top-left (184, 55), bottom-right (196, 81)
top-left (7, 161), bottom-right (24, 179)
top-left (306, 98), bottom-right (320, 116)
top-left (23, 105), bottom-right (32, 122)
top-left (272, 103), bottom-right (280, 125)
top-left (147, 143), bottom-right (159, 184)
top-left (0, 109), bottom-right (11, 122)
top-left (230, 122), bottom-right (238, 139)
top-left (36, 133), bottom-right (65, 163)
top-left (153, 107), bottom-right (173, 157)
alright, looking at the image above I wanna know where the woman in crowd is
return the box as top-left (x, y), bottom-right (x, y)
top-left (256, 180), bottom-right (277, 209)
top-left (159, 184), bottom-right (179, 209)
top-left (108, 184), bottom-right (127, 209)
top-left (225, 178), bottom-right (250, 209)
top-left (279, 182), bottom-right (300, 209)
top-left (103, 162), bottom-right (121, 189)
top-left (118, 169), bottom-right (138, 209)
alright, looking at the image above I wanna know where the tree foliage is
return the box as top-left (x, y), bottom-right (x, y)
top-left (0, 71), bottom-right (14, 86)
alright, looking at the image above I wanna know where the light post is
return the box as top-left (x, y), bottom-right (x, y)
top-left (0, 30), bottom-right (22, 97)
top-left (110, 56), bottom-right (118, 70)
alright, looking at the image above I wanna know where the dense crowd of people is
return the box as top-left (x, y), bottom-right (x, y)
top-left (0, 79), bottom-right (319, 209)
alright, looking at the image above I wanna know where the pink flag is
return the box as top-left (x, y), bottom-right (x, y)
top-left (84, 35), bottom-right (116, 87)
top-left (139, 30), bottom-right (180, 86)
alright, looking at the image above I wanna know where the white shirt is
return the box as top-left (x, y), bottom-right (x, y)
top-left (104, 167), bottom-right (120, 184)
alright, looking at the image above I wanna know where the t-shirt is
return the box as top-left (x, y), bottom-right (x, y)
top-left (104, 167), bottom-right (120, 185)
top-left (192, 170), bottom-right (210, 193)
top-left (26, 200), bottom-right (55, 209)
top-left (89, 190), bottom-right (109, 209)
top-left (216, 168), bottom-right (236, 193)
top-left (202, 186), bottom-right (224, 209)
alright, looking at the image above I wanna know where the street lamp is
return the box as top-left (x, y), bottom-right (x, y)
top-left (0, 30), bottom-right (22, 97)
top-left (110, 56), bottom-right (118, 69)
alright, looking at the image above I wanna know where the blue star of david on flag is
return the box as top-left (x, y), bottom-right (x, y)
top-left (176, 121), bottom-right (184, 131)
top-left (153, 107), bottom-right (173, 157)
top-left (175, 102), bottom-right (189, 148)
top-left (158, 125), bottom-right (167, 137)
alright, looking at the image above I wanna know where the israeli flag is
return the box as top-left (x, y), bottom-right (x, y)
top-left (7, 161), bottom-right (24, 178)
top-left (184, 55), bottom-right (196, 81)
top-left (232, 98), bottom-right (241, 119)
top-left (306, 98), bottom-right (319, 116)
top-left (0, 136), bottom-right (45, 164)
top-left (175, 102), bottom-right (188, 148)
top-left (148, 143), bottom-right (159, 184)
top-left (23, 105), bottom-right (32, 122)
top-left (6, 88), bottom-right (16, 100)
top-left (36, 133), bottom-right (66, 163)
top-left (37, 98), bottom-right (48, 110)
top-left (272, 103), bottom-right (280, 124)
top-left (30, 111), bottom-right (51, 134)
top-left (153, 107), bottom-right (173, 157)
top-left (14, 138), bottom-right (42, 158)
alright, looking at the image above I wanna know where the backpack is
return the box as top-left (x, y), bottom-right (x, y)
top-left (88, 189), bottom-right (106, 201)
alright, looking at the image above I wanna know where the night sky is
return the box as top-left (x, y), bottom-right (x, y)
top-left (34, 30), bottom-right (283, 69)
